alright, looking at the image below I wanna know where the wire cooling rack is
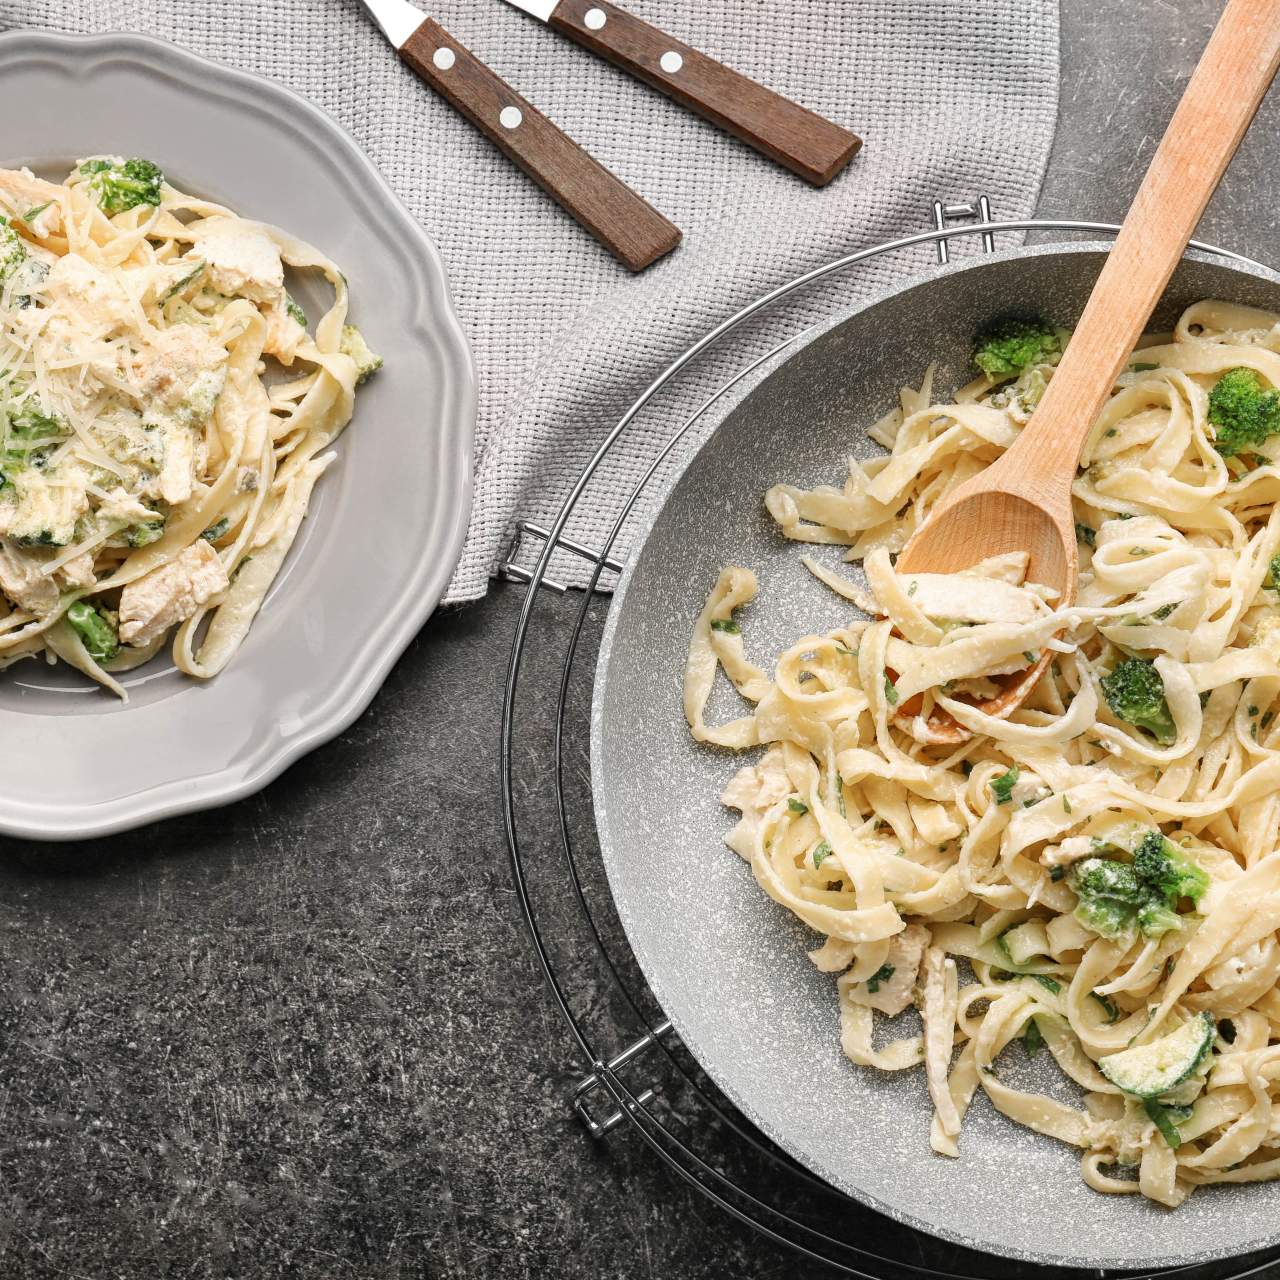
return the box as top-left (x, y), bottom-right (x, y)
top-left (498, 202), bottom-right (1280, 1280)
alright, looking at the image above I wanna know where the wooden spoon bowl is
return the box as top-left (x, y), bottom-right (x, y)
top-left (892, 0), bottom-right (1280, 743)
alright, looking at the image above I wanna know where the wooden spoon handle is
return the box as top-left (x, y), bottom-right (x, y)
top-left (1012, 0), bottom-right (1280, 486)
top-left (400, 19), bottom-right (681, 272)
top-left (546, 0), bottom-right (861, 186)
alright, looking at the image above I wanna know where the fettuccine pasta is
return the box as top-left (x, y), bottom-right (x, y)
top-left (686, 301), bottom-right (1280, 1206)
top-left (0, 156), bottom-right (382, 696)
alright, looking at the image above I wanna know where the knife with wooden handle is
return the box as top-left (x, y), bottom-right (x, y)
top-left (361, 0), bottom-right (681, 271)
top-left (499, 0), bottom-right (861, 186)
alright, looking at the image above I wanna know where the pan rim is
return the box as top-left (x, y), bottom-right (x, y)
top-left (590, 239), bottom-right (1280, 1271)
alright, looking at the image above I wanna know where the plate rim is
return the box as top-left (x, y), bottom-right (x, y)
top-left (0, 29), bottom-right (477, 840)
top-left (590, 240), bottom-right (1280, 1270)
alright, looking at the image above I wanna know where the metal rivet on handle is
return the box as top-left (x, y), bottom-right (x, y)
top-left (500, 106), bottom-right (523, 129)
top-left (584, 7), bottom-right (606, 29)
top-left (432, 47), bottom-right (456, 70)
top-left (659, 50), bottom-right (683, 73)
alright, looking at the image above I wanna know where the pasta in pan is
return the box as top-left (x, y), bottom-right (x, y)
top-left (0, 156), bottom-right (381, 696)
top-left (686, 301), bottom-right (1280, 1206)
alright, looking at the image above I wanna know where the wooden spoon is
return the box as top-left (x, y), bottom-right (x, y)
top-left (896, 0), bottom-right (1280, 744)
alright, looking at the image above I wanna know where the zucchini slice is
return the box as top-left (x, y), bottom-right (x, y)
top-left (998, 921), bottom-right (1050, 966)
top-left (1098, 1012), bottom-right (1214, 1099)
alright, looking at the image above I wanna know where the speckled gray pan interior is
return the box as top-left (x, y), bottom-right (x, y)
top-left (0, 33), bottom-right (475, 839)
top-left (593, 244), bottom-right (1280, 1270)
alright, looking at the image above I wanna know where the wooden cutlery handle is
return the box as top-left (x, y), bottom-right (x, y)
top-left (401, 19), bottom-right (680, 271)
top-left (1013, 0), bottom-right (1280, 480)
top-left (546, 0), bottom-right (861, 186)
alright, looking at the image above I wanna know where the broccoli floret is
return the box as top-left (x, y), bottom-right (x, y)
top-left (1101, 656), bottom-right (1177, 745)
top-left (1072, 857), bottom-right (1144, 903)
top-left (125, 520), bottom-right (164, 548)
top-left (1074, 893), bottom-right (1137, 941)
top-left (65, 600), bottom-right (119, 665)
top-left (1135, 900), bottom-right (1182, 938)
top-left (3, 398), bottom-right (67, 473)
top-left (0, 216), bottom-right (26, 285)
top-left (1133, 830), bottom-right (1209, 906)
top-left (1070, 834), bottom-right (1208, 943)
top-left (79, 156), bottom-right (165, 216)
top-left (1069, 857), bottom-right (1142, 940)
top-left (1267, 555), bottom-right (1280, 590)
top-left (339, 324), bottom-right (383, 384)
top-left (1208, 367), bottom-right (1280, 457)
top-left (973, 318), bottom-right (1061, 381)
top-left (989, 765), bottom-right (1019, 805)
top-left (14, 530), bottom-right (61, 548)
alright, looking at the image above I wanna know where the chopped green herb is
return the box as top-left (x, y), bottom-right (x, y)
top-left (1219, 1018), bottom-right (1237, 1045)
top-left (1130, 362), bottom-right (1159, 372)
top-left (989, 765), bottom-right (1019, 805)
top-left (1144, 1098), bottom-right (1192, 1149)
top-left (710, 617), bottom-right (740, 634)
top-left (883, 675), bottom-right (899, 706)
top-left (1105, 428), bottom-right (1118, 438)
top-left (200, 517), bottom-right (231, 543)
top-left (1031, 974), bottom-right (1062, 994)
top-left (1023, 1018), bottom-right (1045, 1056)
top-left (21, 201), bottom-right (52, 223)
top-left (1023, 651), bottom-right (1037, 663)
top-left (788, 798), bottom-right (809, 816)
top-left (812, 841), bottom-right (832, 870)
top-left (285, 295), bottom-right (308, 328)
top-left (1090, 991), bottom-right (1122, 1024)
top-left (162, 258), bottom-right (206, 303)
top-left (1062, 795), bottom-right (1072, 814)
top-left (1049, 865), bottom-right (1065, 882)
top-left (1075, 522), bottom-right (1096, 548)
top-left (866, 963), bottom-right (895, 995)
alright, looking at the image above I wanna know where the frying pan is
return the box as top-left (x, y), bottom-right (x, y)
top-left (591, 242), bottom-right (1280, 1269)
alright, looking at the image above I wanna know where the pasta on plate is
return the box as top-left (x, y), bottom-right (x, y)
top-left (0, 156), bottom-right (381, 696)
top-left (685, 301), bottom-right (1280, 1207)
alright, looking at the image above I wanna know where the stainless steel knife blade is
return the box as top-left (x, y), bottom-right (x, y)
top-left (359, 0), bottom-right (427, 49)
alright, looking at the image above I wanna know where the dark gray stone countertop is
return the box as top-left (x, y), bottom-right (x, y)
top-left (3, 1), bottom-right (1279, 1276)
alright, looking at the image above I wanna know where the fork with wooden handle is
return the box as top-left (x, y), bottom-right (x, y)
top-left (361, 0), bottom-right (681, 272)
top-left (896, 0), bottom-right (1280, 741)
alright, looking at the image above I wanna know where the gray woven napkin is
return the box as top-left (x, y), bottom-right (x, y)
top-left (4, 0), bottom-right (1059, 601)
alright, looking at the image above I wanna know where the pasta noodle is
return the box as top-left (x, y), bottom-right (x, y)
top-left (686, 300), bottom-right (1280, 1206)
top-left (0, 157), bottom-right (381, 695)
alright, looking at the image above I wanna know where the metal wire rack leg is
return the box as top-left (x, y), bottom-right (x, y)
top-left (500, 203), bottom-right (1279, 1280)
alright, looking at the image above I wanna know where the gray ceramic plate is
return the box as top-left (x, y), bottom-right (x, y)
top-left (593, 244), bottom-right (1280, 1269)
top-left (0, 32), bottom-right (475, 840)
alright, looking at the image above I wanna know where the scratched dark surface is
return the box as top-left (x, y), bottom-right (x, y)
top-left (3, 2), bottom-right (1280, 1277)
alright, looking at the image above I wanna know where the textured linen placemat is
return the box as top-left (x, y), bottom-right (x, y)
top-left (2, 0), bottom-right (1060, 600)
